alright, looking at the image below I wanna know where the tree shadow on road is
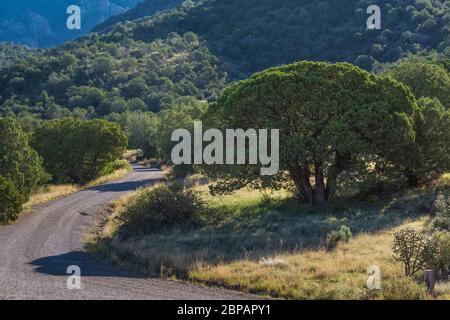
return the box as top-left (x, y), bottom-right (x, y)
top-left (28, 251), bottom-right (149, 278)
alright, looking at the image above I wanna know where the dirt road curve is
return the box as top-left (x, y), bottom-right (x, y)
top-left (0, 165), bottom-right (253, 300)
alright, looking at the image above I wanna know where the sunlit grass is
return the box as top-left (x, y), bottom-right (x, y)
top-left (25, 184), bottom-right (79, 209)
top-left (25, 166), bottom-right (132, 210)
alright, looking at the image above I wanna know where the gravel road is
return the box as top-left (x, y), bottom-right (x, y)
top-left (0, 165), bottom-right (253, 300)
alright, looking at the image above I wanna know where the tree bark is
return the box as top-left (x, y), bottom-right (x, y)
top-left (290, 163), bottom-right (314, 204)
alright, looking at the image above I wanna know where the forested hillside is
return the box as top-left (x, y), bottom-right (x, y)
top-left (0, 32), bottom-right (226, 119)
top-left (93, 0), bottom-right (184, 33)
top-left (0, 43), bottom-right (40, 67)
top-left (97, 0), bottom-right (450, 75)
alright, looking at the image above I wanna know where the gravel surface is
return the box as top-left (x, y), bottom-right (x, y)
top-left (0, 165), bottom-right (254, 300)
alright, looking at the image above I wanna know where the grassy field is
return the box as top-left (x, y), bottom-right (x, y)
top-left (91, 176), bottom-right (450, 300)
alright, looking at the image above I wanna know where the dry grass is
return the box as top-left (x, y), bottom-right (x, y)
top-left (86, 168), bottom-right (131, 188)
top-left (91, 179), bottom-right (450, 300)
top-left (25, 167), bottom-right (132, 210)
top-left (189, 219), bottom-right (431, 300)
top-left (25, 184), bottom-right (80, 209)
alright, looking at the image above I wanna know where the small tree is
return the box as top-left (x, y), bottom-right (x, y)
top-left (431, 192), bottom-right (450, 230)
top-left (393, 228), bottom-right (436, 276)
top-left (0, 176), bottom-right (24, 224)
top-left (203, 61), bottom-right (418, 205)
top-left (32, 118), bottom-right (127, 184)
top-left (0, 117), bottom-right (44, 223)
top-left (386, 61), bottom-right (450, 108)
top-left (0, 117), bottom-right (44, 197)
top-left (427, 231), bottom-right (450, 281)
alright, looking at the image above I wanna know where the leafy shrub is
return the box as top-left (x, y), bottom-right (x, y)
top-left (426, 231), bottom-right (450, 281)
top-left (380, 276), bottom-right (428, 300)
top-left (99, 159), bottom-right (131, 177)
top-left (326, 225), bottom-right (352, 250)
top-left (118, 183), bottom-right (206, 237)
top-left (0, 176), bottom-right (25, 224)
top-left (392, 228), bottom-right (436, 276)
top-left (32, 118), bottom-right (127, 184)
top-left (0, 117), bottom-right (44, 197)
top-left (431, 192), bottom-right (450, 230)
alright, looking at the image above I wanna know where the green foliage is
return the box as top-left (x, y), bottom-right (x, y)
top-left (0, 116), bottom-right (44, 197)
top-left (32, 118), bottom-right (127, 184)
top-left (156, 99), bottom-right (206, 162)
top-left (380, 276), bottom-right (428, 300)
top-left (413, 97), bottom-right (450, 181)
top-left (99, 159), bottom-right (131, 176)
top-left (326, 225), bottom-right (353, 250)
top-left (108, 111), bottom-right (160, 158)
top-left (393, 228), bottom-right (436, 276)
top-left (426, 231), bottom-right (450, 280)
top-left (204, 61), bottom-right (418, 205)
top-left (0, 32), bottom-right (226, 119)
top-left (118, 183), bottom-right (206, 237)
top-left (386, 61), bottom-right (450, 108)
top-left (99, 0), bottom-right (450, 75)
top-left (0, 176), bottom-right (25, 224)
top-left (0, 43), bottom-right (40, 67)
top-left (431, 192), bottom-right (450, 231)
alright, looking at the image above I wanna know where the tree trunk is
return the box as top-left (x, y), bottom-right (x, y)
top-left (314, 163), bottom-right (327, 205)
top-left (290, 164), bottom-right (314, 204)
top-left (404, 168), bottom-right (419, 187)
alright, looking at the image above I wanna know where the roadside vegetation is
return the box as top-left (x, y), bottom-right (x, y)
top-left (89, 58), bottom-right (450, 300)
top-left (90, 175), bottom-right (450, 299)
top-left (0, 116), bottom-right (130, 225)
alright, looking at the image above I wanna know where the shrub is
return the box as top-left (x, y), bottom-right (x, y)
top-left (0, 117), bottom-right (44, 197)
top-left (431, 192), bottom-right (450, 230)
top-left (99, 159), bottom-right (131, 176)
top-left (392, 228), bottom-right (436, 276)
top-left (0, 176), bottom-right (25, 224)
top-left (32, 118), bottom-right (127, 184)
top-left (118, 183), bottom-right (206, 237)
top-left (380, 276), bottom-right (428, 300)
top-left (326, 225), bottom-right (352, 250)
top-left (426, 231), bottom-right (450, 281)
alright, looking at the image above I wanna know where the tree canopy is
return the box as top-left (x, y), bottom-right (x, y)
top-left (203, 61), bottom-right (420, 204)
top-left (32, 118), bottom-right (128, 184)
top-left (0, 117), bottom-right (44, 223)
top-left (98, 0), bottom-right (450, 75)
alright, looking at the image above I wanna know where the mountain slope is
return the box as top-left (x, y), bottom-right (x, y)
top-left (98, 0), bottom-right (450, 75)
top-left (0, 31), bottom-right (226, 118)
top-left (0, 0), bottom-right (143, 47)
top-left (93, 0), bottom-right (184, 33)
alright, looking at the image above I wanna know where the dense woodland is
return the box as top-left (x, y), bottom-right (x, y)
top-left (0, 0), bottom-right (449, 222)
top-left (0, 32), bottom-right (226, 121)
top-left (96, 0), bottom-right (450, 74)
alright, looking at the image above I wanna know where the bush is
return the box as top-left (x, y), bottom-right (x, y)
top-left (380, 276), bottom-right (428, 300)
top-left (118, 183), bottom-right (206, 237)
top-left (99, 159), bottom-right (131, 176)
top-left (427, 231), bottom-right (450, 281)
top-left (0, 176), bottom-right (25, 224)
top-left (326, 225), bottom-right (352, 250)
top-left (432, 192), bottom-right (450, 230)
top-left (0, 117), bottom-right (44, 197)
top-left (32, 118), bottom-right (127, 184)
top-left (392, 228), bottom-right (436, 276)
